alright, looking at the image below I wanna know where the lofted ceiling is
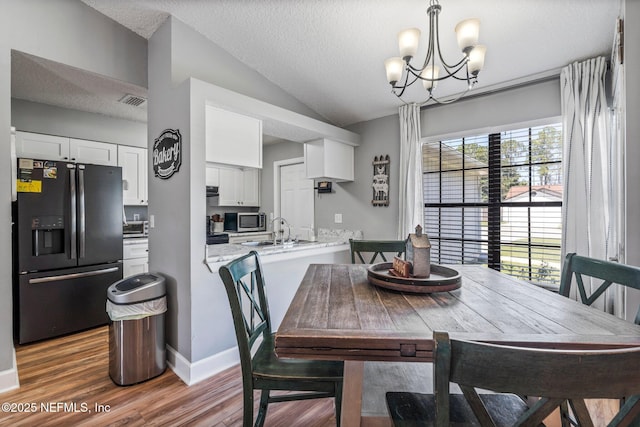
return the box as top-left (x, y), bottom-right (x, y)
top-left (12, 0), bottom-right (619, 129)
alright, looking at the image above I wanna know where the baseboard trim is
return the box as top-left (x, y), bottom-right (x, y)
top-left (166, 345), bottom-right (239, 386)
top-left (0, 349), bottom-right (20, 394)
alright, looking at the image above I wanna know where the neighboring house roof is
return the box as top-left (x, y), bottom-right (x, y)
top-left (504, 185), bottom-right (563, 201)
top-left (422, 142), bottom-right (488, 176)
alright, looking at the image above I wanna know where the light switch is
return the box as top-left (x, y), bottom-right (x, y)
top-left (149, 215), bottom-right (155, 228)
top-left (334, 213), bottom-right (342, 224)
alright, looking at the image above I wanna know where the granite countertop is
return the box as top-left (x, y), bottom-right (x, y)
top-left (205, 238), bottom-right (349, 264)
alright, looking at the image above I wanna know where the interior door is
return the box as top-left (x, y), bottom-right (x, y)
top-left (280, 162), bottom-right (314, 240)
top-left (78, 164), bottom-right (123, 265)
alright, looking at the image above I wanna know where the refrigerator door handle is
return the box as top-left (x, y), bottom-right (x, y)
top-left (69, 164), bottom-right (77, 260)
top-left (78, 165), bottom-right (86, 259)
top-left (28, 267), bottom-right (120, 284)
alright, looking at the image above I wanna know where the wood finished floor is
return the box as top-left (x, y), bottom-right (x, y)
top-left (1, 326), bottom-right (336, 427)
top-left (0, 326), bottom-right (620, 426)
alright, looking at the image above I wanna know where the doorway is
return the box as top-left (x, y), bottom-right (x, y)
top-left (274, 158), bottom-right (314, 240)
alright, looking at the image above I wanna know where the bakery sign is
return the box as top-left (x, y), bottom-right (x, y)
top-left (153, 129), bottom-right (182, 179)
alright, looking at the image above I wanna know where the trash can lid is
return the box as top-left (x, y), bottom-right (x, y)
top-left (107, 273), bottom-right (166, 304)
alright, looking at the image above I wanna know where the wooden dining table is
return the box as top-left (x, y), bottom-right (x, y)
top-left (275, 263), bottom-right (640, 426)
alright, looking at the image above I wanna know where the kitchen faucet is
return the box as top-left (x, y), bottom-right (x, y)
top-left (271, 217), bottom-right (291, 245)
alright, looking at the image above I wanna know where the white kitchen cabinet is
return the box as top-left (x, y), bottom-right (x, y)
top-left (15, 131), bottom-right (69, 161)
top-left (206, 164), bottom-right (220, 186)
top-left (205, 106), bottom-right (262, 169)
top-left (123, 239), bottom-right (149, 278)
top-left (15, 131), bottom-right (118, 166)
top-left (118, 145), bottom-right (148, 205)
top-left (304, 138), bottom-right (354, 182)
top-left (218, 166), bottom-right (261, 207)
top-left (242, 168), bottom-right (261, 206)
top-left (70, 138), bottom-right (118, 166)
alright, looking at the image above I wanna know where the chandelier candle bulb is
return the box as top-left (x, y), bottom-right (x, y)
top-left (421, 65), bottom-right (440, 91)
top-left (398, 28), bottom-right (421, 60)
top-left (384, 57), bottom-right (405, 84)
top-left (455, 18), bottom-right (480, 53)
top-left (467, 45), bottom-right (487, 75)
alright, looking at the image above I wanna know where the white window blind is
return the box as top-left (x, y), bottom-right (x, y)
top-left (423, 124), bottom-right (562, 286)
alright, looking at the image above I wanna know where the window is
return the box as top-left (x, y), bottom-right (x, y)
top-left (423, 123), bottom-right (562, 285)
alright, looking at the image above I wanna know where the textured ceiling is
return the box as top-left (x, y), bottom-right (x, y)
top-left (11, 51), bottom-right (148, 123)
top-left (14, 1), bottom-right (620, 128)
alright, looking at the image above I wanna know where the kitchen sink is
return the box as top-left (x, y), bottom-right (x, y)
top-left (240, 241), bottom-right (274, 246)
top-left (240, 239), bottom-right (316, 247)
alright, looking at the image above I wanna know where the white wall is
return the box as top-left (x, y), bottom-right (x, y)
top-left (11, 99), bottom-right (147, 147)
top-left (623, 0), bottom-right (640, 319)
top-left (0, 0), bottom-right (147, 379)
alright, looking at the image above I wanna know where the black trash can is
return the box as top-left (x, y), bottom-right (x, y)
top-left (107, 273), bottom-right (166, 386)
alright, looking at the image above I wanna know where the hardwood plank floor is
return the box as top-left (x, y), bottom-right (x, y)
top-left (0, 326), bottom-right (620, 426)
top-left (0, 326), bottom-right (337, 426)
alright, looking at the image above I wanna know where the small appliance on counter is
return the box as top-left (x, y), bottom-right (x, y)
top-left (207, 216), bottom-right (229, 244)
top-left (224, 212), bottom-right (267, 232)
top-left (123, 220), bottom-right (149, 238)
top-left (207, 233), bottom-right (229, 245)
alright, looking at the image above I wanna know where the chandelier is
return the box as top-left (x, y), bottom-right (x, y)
top-left (384, 0), bottom-right (487, 105)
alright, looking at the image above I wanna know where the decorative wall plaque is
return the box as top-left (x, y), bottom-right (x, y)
top-left (372, 154), bottom-right (390, 206)
top-left (153, 129), bottom-right (182, 179)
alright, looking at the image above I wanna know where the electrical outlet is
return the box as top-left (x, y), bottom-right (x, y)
top-left (334, 213), bottom-right (343, 224)
top-left (149, 215), bottom-right (155, 228)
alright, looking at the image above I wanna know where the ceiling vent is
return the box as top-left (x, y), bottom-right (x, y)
top-left (118, 94), bottom-right (147, 107)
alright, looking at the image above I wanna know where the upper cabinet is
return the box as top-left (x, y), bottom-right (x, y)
top-left (69, 138), bottom-right (118, 166)
top-left (118, 145), bottom-right (148, 206)
top-left (15, 132), bottom-right (68, 161)
top-left (304, 138), bottom-right (355, 182)
top-left (217, 166), bottom-right (261, 207)
top-left (205, 164), bottom-right (220, 187)
top-left (205, 106), bottom-right (262, 169)
top-left (15, 131), bottom-right (117, 166)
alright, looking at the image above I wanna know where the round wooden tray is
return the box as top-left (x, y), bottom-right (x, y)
top-left (367, 262), bottom-right (462, 293)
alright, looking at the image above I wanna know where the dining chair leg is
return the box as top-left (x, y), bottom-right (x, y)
top-left (254, 390), bottom-right (270, 427)
top-left (243, 388), bottom-right (254, 427)
top-left (334, 381), bottom-right (342, 427)
top-left (609, 395), bottom-right (640, 427)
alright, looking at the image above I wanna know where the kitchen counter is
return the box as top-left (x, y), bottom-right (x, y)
top-left (205, 238), bottom-right (349, 268)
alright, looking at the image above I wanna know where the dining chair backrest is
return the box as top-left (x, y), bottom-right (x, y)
top-left (433, 331), bottom-right (640, 426)
top-left (349, 238), bottom-right (406, 264)
top-left (219, 251), bottom-right (272, 381)
top-left (559, 253), bottom-right (640, 325)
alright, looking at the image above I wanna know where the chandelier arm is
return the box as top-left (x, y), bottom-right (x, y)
top-left (391, 66), bottom-right (424, 98)
top-left (433, 10), bottom-right (464, 70)
top-left (409, 61), bottom-right (470, 82)
top-left (418, 85), bottom-right (473, 106)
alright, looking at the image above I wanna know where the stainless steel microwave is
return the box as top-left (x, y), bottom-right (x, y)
top-left (224, 212), bottom-right (267, 232)
top-left (123, 220), bottom-right (149, 238)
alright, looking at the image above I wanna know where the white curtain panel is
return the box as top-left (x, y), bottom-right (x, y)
top-left (560, 56), bottom-right (613, 312)
top-left (398, 103), bottom-right (424, 239)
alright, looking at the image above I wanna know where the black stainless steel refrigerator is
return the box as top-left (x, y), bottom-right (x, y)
top-left (13, 159), bottom-right (123, 344)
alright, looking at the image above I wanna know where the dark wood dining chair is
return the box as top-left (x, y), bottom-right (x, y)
top-left (559, 253), bottom-right (640, 325)
top-left (386, 331), bottom-right (640, 426)
top-left (219, 251), bottom-right (343, 427)
top-left (349, 238), bottom-right (406, 264)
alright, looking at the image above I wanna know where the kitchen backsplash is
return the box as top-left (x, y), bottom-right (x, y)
top-left (317, 228), bottom-right (363, 241)
top-left (124, 205), bottom-right (148, 222)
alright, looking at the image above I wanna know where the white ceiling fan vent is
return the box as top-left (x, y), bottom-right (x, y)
top-left (118, 94), bottom-right (147, 107)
